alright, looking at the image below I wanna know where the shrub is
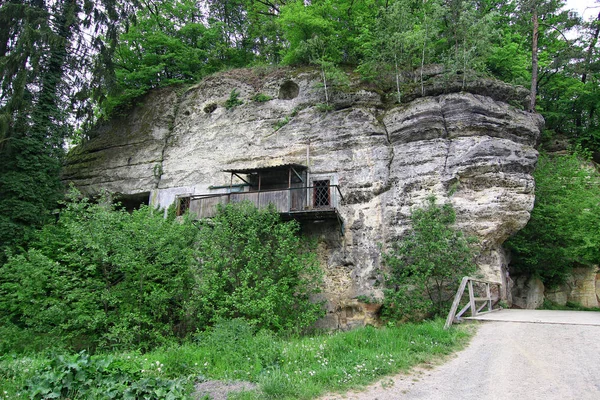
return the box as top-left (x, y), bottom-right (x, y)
top-left (382, 197), bottom-right (477, 321)
top-left (274, 116), bottom-right (290, 131)
top-left (193, 202), bottom-right (324, 333)
top-left (225, 89), bottom-right (243, 109)
top-left (315, 102), bottom-right (333, 112)
top-left (252, 93), bottom-right (272, 102)
top-left (0, 189), bottom-right (200, 352)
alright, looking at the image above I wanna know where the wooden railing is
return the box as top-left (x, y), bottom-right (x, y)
top-left (444, 277), bottom-right (502, 329)
top-left (188, 185), bottom-right (343, 219)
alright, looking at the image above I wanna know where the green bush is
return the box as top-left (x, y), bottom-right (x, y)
top-left (225, 89), bottom-right (244, 109)
top-left (252, 93), bottom-right (272, 102)
top-left (274, 116), bottom-right (289, 131)
top-left (315, 102), bottom-right (333, 112)
top-left (382, 197), bottom-right (477, 321)
top-left (506, 151), bottom-right (600, 287)
top-left (193, 202), bottom-right (324, 333)
top-left (0, 192), bottom-right (324, 353)
top-left (0, 189), bottom-right (200, 352)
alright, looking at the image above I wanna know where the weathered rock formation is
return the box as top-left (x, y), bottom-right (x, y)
top-left (513, 267), bottom-right (600, 309)
top-left (64, 68), bottom-right (544, 328)
top-left (511, 275), bottom-right (545, 309)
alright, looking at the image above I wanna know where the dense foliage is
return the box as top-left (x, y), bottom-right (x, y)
top-left (194, 202), bottom-right (324, 332)
top-left (23, 351), bottom-right (188, 400)
top-left (0, 194), bottom-right (323, 353)
top-left (0, 190), bottom-right (199, 352)
top-left (0, 0), bottom-right (141, 255)
top-left (506, 151), bottom-right (600, 286)
top-left (382, 197), bottom-right (477, 321)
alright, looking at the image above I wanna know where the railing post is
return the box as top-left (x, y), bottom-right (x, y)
top-left (486, 282), bottom-right (492, 312)
top-left (444, 277), bottom-right (470, 329)
top-left (468, 280), bottom-right (476, 317)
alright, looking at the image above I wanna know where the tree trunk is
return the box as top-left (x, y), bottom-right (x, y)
top-left (529, 6), bottom-right (539, 112)
top-left (395, 52), bottom-right (401, 103)
top-left (581, 12), bottom-right (600, 86)
top-left (421, 10), bottom-right (427, 96)
top-left (576, 11), bottom-right (600, 129)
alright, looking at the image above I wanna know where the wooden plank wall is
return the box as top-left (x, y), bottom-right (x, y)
top-left (190, 188), bottom-right (321, 218)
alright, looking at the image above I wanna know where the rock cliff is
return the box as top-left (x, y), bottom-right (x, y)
top-left (64, 67), bottom-right (544, 328)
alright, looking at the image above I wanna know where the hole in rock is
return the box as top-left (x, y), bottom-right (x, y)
top-left (278, 81), bottom-right (299, 100)
top-left (204, 103), bottom-right (217, 113)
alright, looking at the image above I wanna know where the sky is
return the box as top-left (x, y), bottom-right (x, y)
top-left (564, 0), bottom-right (599, 21)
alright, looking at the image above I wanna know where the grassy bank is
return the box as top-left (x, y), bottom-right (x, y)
top-left (0, 319), bottom-right (473, 399)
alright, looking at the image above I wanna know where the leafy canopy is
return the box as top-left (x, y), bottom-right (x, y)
top-left (506, 151), bottom-right (600, 286)
top-left (0, 189), bottom-right (199, 352)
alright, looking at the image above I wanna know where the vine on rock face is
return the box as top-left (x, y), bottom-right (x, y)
top-left (382, 197), bottom-right (477, 321)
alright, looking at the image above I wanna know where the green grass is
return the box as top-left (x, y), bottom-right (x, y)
top-left (541, 299), bottom-right (600, 312)
top-left (0, 319), bottom-right (473, 399)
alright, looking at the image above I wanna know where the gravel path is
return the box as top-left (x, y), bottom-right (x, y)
top-left (321, 321), bottom-right (600, 400)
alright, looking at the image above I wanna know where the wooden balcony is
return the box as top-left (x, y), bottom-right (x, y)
top-left (187, 185), bottom-right (343, 221)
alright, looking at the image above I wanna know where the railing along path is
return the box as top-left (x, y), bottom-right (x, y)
top-left (444, 277), bottom-right (502, 329)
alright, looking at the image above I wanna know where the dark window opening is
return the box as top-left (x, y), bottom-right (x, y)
top-left (177, 196), bottom-right (191, 216)
top-left (313, 180), bottom-right (331, 208)
top-left (115, 192), bottom-right (150, 213)
top-left (246, 168), bottom-right (306, 191)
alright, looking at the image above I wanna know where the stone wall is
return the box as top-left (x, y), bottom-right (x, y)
top-left (63, 68), bottom-right (544, 327)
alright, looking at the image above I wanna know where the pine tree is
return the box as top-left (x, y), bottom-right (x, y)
top-left (0, 0), bottom-right (139, 256)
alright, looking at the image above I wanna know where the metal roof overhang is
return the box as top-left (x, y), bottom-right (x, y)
top-left (223, 163), bottom-right (308, 175)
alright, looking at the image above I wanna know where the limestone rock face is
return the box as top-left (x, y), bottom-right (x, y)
top-left (63, 68), bottom-right (543, 328)
top-left (545, 267), bottom-right (600, 308)
top-left (511, 275), bottom-right (545, 309)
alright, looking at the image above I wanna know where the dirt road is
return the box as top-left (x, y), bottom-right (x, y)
top-left (322, 321), bottom-right (600, 400)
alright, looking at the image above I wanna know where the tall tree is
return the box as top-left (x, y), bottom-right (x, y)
top-left (0, 0), bottom-right (75, 255)
top-left (0, 0), bottom-right (139, 256)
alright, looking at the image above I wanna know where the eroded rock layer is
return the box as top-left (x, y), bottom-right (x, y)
top-left (64, 68), bottom-right (544, 328)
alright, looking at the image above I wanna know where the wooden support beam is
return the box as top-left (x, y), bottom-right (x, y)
top-left (455, 302), bottom-right (471, 319)
top-left (468, 280), bottom-right (476, 317)
top-left (445, 277), bottom-right (470, 329)
top-left (291, 167), bottom-right (304, 182)
top-left (476, 302), bottom-right (488, 314)
top-left (233, 173), bottom-right (252, 186)
top-left (486, 282), bottom-right (492, 312)
top-left (446, 277), bottom-right (503, 329)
